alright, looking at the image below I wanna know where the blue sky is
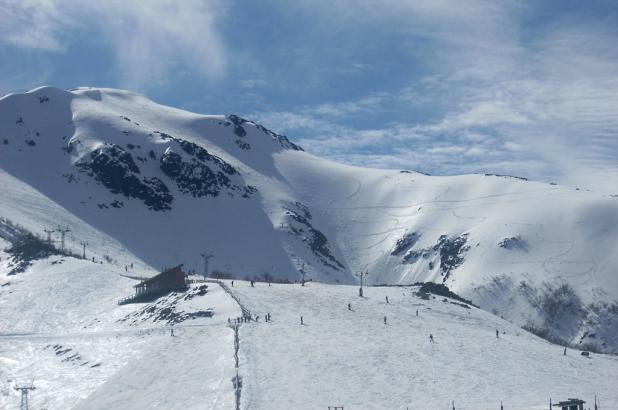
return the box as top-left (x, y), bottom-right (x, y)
top-left (1, 0), bottom-right (617, 193)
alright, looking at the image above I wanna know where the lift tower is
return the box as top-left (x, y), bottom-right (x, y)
top-left (43, 228), bottom-right (55, 244)
top-left (200, 253), bottom-right (214, 279)
top-left (14, 383), bottom-right (36, 410)
top-left (57, 227), bottom-right (70, 252)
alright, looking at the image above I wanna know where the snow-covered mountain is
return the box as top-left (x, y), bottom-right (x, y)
top-left (1, 86), bottom-right (617, 356)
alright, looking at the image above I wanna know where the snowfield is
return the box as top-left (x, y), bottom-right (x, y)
top-left (229, 280), bottom-right (618, 410)
top-left (1, 86), bottom-right (616, 352)
top-left (1, 261), bottom-right (241, 410)
top-left (0, 85), bottom-right (617, 408)
top-left (2, 271), bottom-right (617, 409)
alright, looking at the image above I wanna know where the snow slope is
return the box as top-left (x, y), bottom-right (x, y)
top-left (230, 280), bottom-right (618, 409)
top-left (0, 258), bottom-right (241, 410)
top-left (1, 85), bottom-right (617, 355)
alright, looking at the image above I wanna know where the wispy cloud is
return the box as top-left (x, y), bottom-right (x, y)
top-left (249, 1), bottom-right (618, 193)
top-left (0, 0), bottom-right (72, 51)
top-left (0, 0), bottom-right (227, 89)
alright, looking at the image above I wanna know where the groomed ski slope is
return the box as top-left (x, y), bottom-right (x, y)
top-left (2, 261), bottom-right (617, 409)
top-left (227, 280), bottom-right (618, 410)
top-left (0, 254), bottom-right (241, 410)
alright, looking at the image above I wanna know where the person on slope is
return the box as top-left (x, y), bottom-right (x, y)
top-left (496, 329), bottom-right (499, 339)
top-left (429, 334), bottom-right (434, 343)
top-left (384, 316), bottom-right (387, 325)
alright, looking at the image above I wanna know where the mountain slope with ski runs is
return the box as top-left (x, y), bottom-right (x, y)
top-left (1, 86), bottom-right (617, 408)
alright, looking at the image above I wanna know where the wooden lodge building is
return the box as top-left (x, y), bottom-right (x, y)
top-left (552, 399), bottom-right (586, 410)
top-left (118, 264), bottom-right (188, 305)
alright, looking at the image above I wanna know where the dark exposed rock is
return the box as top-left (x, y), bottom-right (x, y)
top-left (177, 139), bottom-right (237, 175)
top-left (400, 233), bottom-right (470, 282)
top-left (484, 173), bottom-right (528, 181)
top-left (225, 114), bottom-right (304, 151)
top-left (235, 139), bottom-right (251, 150)
top-left (226, 114), bottom-right (247, 138)
top-left (76, 143), bottom-right (173, 211)
top-left (436, 233), bottom-right (470, 281)
top-left (285, 202), bottom-right (345, 271)
top-left (119, 285), bottom-right (213, 325)
top-left (154, 133), bottom-right (255, 199)
top-left (254, 122), bottom-right (303, 151)
top-left (415, 282), bottom-right (476, 307)
top-left (391, 232), bottom-right (421, 256)
top-left (160, 149), bottom-right (233, 198)
top-left (498, 236), bottom-right (528, 251)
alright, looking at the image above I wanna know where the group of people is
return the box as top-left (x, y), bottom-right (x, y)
top-left (228, 312), bottom-right (273, 325)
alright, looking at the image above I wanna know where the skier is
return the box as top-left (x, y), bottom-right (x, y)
top-left (384, 316), bottom-right (387, 325)
top-left (227, 318), bottom-right (231, 325)
top-left (170, 327), bottom-right (174, 337)
top-left (300, 316), bottom-right (304, 325)
top-left (564, 347), bottom-right (567, 356)
top-left (251, 280), bottom-right (255, 287)
top-left (255, 315), bottom-right (259, 322)
top-left (496, 329), bottom-right (499, 339)
top-left (231, 280), bottom-right (234, 287)
top-left (125, 265), bottom-right (127, 272)
top-left (416, 310), bottom-right (418, 317)
top-left (130, 263), bottom-right (133, 268)
top-left (385, 296), bottom-right (389, 304)
top-left (348, 303), bottom-right (352, 311)
top-left (429, 334), bottom-right (434, 343)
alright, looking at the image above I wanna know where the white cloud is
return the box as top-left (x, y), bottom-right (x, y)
top-left (0, 0), bottom-right (71, 51)
top-left (240, 79), bottom-right (268, 89)
top-left (0, 0), bottom-right (227, 89)
top-left (252, 1), bottom-right (618, 194)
